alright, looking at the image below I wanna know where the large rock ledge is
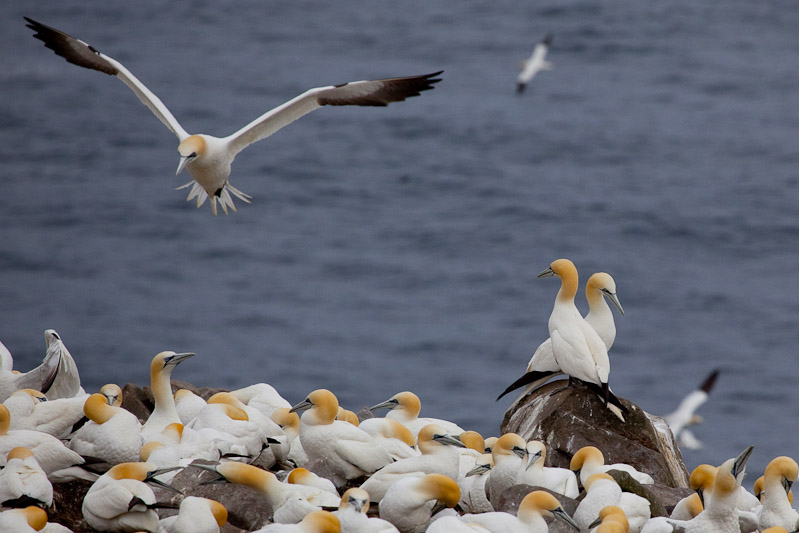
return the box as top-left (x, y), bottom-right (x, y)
top-left (501, 380), bottom-right (690, 489)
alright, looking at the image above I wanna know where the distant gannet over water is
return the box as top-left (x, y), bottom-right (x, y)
top-left (99, 383), bottom-right (123, 407)
top-left (25, 17), bottom-right (442, 215)
top-left (663, 369), bottom-right (720, 450)
top-left (173, 389), bottom-right (206, 425)
top-left (141, 351), bottom-right (195, 440)
top-left (369, 391), bottom-right (463, 438)
top-left (516, 34), bottom-right (553, 94)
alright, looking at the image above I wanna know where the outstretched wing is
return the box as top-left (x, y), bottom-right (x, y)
top-left (224, 71), bottom-right (443, 157)
top-left (25, 17), bottom-right (189, 140)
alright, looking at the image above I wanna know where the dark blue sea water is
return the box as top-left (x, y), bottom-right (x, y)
top-left (2, 1), bottom-right (798, 484)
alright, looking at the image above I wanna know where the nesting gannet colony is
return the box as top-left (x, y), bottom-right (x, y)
top-left (6, 3), bottom-right (799, 532)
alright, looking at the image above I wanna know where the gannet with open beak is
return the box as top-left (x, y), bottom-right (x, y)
top-left (4, 389), bottom-right (87, 439)
top-left (69, 392), bottom-right (143, 464)
top-left (0, 340), bottom-right (59, 403)
top-left (82, 461), bottom-right (180, 533)
top-left (571, 446), bottom-right (654, 486)
top-left (663, 369), bottom-right (720, 450)
top-left (0, 404), bottom-right (85, 478)
top-left (518, 440), bottom-right (579, 498)
top-left (757, 456), bottom-right (799, 531)
top-left (192, 462), bottom-right (340, 524)
top-left (251, 510), bottom-right (341, 533)
top-left (516, 34), bottom-right (554, 94)
top-left (0, 506), bottom-right (48, 532)
top-left (141, 351), bottom-right (195, 440)
top-left (0, 447), bottom-right (53, 509)
top-left (157, 496), bottom-right (228, 533)
top-left (461, 490), bottom-right (580, 533)
top-left (360, 423), bottom-right (466, 501)
top-left (369, 391), bottom-right (463, 439)
top-left (25, 17), bottom-right (442, 216)
top-left (378, 473), bottom-right (460, 533)
top-left (333, 487), bottom-right (400, 533)
top-left (292, 389), bottom-right (393, 487)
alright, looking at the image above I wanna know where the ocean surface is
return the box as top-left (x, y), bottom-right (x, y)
top-left (1, 1), bottom-right (798, 484)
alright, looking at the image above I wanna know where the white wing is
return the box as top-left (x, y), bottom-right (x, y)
top-left (224, 72), bottom-right (442, 157)
top-left (26, 18), bottom-right (189, 140)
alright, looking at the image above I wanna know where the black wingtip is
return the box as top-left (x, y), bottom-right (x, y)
top-left (584, 381), bottom-right (629, 414)
top-left (516, 82), bottom-right (526, 95)
top-left (542, 33), bottom-right (554, 46)
top-left (698, 369), bottom-right (720, 394)
top-left (496, 370), bottom-right (557, 401)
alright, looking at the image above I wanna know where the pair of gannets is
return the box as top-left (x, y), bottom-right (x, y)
top-left (82, 461), bottom-right (180, 533)
top-left (291, 389), bottom-right (393, 487)
top-left (516, 34), bottom-right (554, 94)
top-left (0, 331), bottom-right (81, 402)
top-left (369, 391), bottom-right (464, 438)
top-left (193, 462), bottom-right (340, 524)
top-left (663, 369), bottom-right (720, 450)
top-left (573, 473), bottom-right (651, 533)
top-left (360, 424), bottom-right (466, 501)
top-left (25, 17), bottom-right (442, 215)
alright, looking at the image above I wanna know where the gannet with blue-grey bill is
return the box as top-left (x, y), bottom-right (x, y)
top-left (757, 456), bottom-right (799, 531)
top-left (25, 17), bottom-right (442, 215)
top-left (516, 34), bottom-right (554, 94)
top-left (518, 440), bottom-right (579, 498)
top-left (369, 391), bottom-right (463, 438)
top-left (141, 351), bottom-right (195, 440)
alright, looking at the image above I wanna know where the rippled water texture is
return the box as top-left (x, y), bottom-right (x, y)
top-left (1, 1), bottom-right (798, 481)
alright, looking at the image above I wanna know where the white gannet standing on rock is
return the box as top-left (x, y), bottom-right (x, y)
top-left (0, 447), bottom-right (53, 508)
top-left (0, 506), bottom-right (48, 532)
top-left (251, 510), bottom-right (341, 533)
top-left (0, 404), bottom-right (85, 479)
top-left (173, 389), bottom-right (206, 425)
top-left (487, 433), bottom-right (527, 504)
top-left (497, 272), bottom-right (624, 406)
top-left (141, 351), bottom-right (195, 440)
top-left (538, 259), bottom-right (619, 407)
top-left (157, 496), bottom-right (227, 533)
top-left (460, 490), bottom-right (580, 533)
top-left (378, 473), bottom-right (460, 533)
top-left (40, 330), bottom-right (82, 400)
top-left (517, 440), bottom-right (579, 498)
top-left (360, 423), bottom-right (466, 501)
top-left (192, 462), bottom-right (340, 524)
top-left (333, 487), bottom-right (400, 533)
top-left (4, 389), bottom-right (87, 438)
top-left (369, 391), bottom-right (463, 439)
top-left (570, 446), bottom-right (654, 486)
top-left (757, 456), bottom-right (799, 531)
top-left (516, 33), bottom-right (554, 94)
top-left (82, 461), bottom-right (180, 533)
top-left (292, 389), bottom-right (393, 487)
top-left (663, 369), bottom-right (720, 450)
top-left (0, 339), bottom-right (60, 402)
top-left (69, 392), bottom-right (143, 464)
top-left (25, 17), bottom-right (442, 216)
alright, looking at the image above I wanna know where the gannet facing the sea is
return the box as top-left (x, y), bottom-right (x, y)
top-left (516, 34), bottom-right (554, 94)
top-left (487, 433), bottom-right (527, 504)
top-left (141, 351), bottom-right (195, 440)
top-left (25, 17), bottom-right (442, 215)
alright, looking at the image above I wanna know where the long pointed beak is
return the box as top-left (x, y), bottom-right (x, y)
top-left (732, 445), bottom-right (754, 479)
top-left (289, 398), bottom-right (313, 414)
top-left (537, 267), bottom-right (555, 278)
top-left (144, 467), bottom-right (183, 494)
top-left (176, 156), bottom-right (190, 175)
top-left (369, 399), bottom-right (399, 412)
top-left (433, 434), bottom-right (466, 448)
top-left (165, 352), bottom-right (195, 366)
top-left (554, 508), bottom-right (581, 531)
top-left (512, 446), bottom-right (527, 459)
top-left (465, 464), bottom-right (490, 477)
top-left (604, 291), bottom-right (625, 315)
top-left (526, 451), bottom-right (543, 470)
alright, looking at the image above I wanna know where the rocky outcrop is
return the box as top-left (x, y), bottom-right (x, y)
top-left (501, 380), bottom-right (690, 489)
